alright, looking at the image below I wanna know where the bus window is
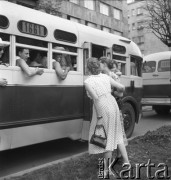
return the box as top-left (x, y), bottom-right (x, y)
top-left (52, 44), bottom-right (77, 71)
top-left (158, 59), bottom-right (170, 72)
top-left (113, 54), bottom-right (126, 75)
top-left (29, 50), bottom-right (47, 68)
top-left (118, 62), bottom-right (126, 75)
top-left (0, 33), bottom-right (10, 65)
top-left (142, 61), bottom-right (156, 73)
top-left (130, 55), bottom-right (142, 77)
top-left (16, 36), bottom-right (48, 48)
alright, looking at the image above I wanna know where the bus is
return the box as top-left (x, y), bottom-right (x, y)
top-left (0, 1), bottom-right (143, 151)
top-left (142, 51), bottom-right (171, 114)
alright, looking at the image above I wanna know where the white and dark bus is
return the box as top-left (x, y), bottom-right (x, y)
top-left (142, 51), bottom-right (171, 114)
top-left (0, 1), bottom-right (143, 151)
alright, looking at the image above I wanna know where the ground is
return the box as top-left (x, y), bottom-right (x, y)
top-left (5, 125), bottom-right (171, 180)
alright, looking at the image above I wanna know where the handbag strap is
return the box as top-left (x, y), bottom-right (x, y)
top-left (94, 124), bottom-right (107, 139)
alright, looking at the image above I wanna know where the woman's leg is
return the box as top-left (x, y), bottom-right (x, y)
top-left (104, 151), bottom-right (113, 170)
top-left (117, 143), bottom-right (129, 163)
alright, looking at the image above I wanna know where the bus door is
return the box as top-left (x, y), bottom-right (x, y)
top-left (81, 42), bottom-right (108, 140)
top-left (81, 42), bottom-right (92, 140)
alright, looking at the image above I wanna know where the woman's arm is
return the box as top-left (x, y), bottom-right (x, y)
top-left (53, 61), bottom-right (70, 80)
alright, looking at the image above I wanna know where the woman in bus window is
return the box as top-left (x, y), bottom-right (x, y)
top-left (16, 47), bottom-right (44, 77)
top-left (84, 57), bottom-right (129, 178)
top-left (52, 47), bottom-right (73, 80)
top-left (0, 38), bottom-right (8, 86)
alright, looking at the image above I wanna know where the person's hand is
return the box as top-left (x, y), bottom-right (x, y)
top-left (0, 78), bottom-right (7, 86)
top-left (35, 68), bottom-right (44, 75)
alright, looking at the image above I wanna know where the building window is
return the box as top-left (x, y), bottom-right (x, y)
top-left (100, 2), bottom-right (109, 16)
top-left (132, 9), bottom-right (136, 16)
top-left (86, 22), bottom-right (97, 28)
top-left (69, 0), bottom-right (79, 4)
top-left (137, 21), bottom-right (144, 30)
top-left (102, 26), bottom-right (110, 33)
top-left (113, 8), bottom-right (121, 20)
top-left (138, 36), bottom-right (144, 44)
top-left (84, 0), bottom-right (94, 10)
top-left (137, 7), bottom-right (143, 15)
top-left (132, 23), bottom-right (136, 30)
top-left (68, 16), bottom-right (80, 23)
top-left (114, 30), bottom-right (122, 36)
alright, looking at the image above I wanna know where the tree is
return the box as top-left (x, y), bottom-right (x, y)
top-left (36, 0), bottom-right (62, 17)
top-left (143, 0), bottom-right (171, 47)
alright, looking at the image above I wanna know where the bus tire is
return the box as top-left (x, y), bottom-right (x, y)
top-left (122, 102), bottom-right (135, 138)
top-left (153, 105), bottom-right (171, 115)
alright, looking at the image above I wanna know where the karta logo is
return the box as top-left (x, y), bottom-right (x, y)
top-left (98, 158), bottom-right (171, 179)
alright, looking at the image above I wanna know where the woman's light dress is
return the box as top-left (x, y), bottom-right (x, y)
top-left (84, 73), bottom-right (125, 154)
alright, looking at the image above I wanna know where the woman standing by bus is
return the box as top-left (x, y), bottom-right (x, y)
top-left (99, 57), bottom-right (128, 162)
top-left (84, 57), bottom-right (129, 178)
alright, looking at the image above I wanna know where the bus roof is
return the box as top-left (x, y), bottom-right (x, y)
top-left (143, 51), bottom-right (171, 62)
top-left (0, 1), bottom-right (142, 57)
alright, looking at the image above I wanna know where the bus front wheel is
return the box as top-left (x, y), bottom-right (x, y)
top-left (122, 103), bottom-right (135, 138)
top-left (153, 105), bottom-right (171, 115)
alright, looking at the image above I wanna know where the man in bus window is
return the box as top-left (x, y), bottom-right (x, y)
top-left (52, 46), bottom-right (73, 80)
top-left (0, 38), bottom-right (8, 86)
top-left (16, 48), bottom-right (44, 77)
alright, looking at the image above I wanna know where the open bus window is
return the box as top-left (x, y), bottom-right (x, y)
top-left (118, 62), bottom-right (126, 75)
top-left (0, 33), bottom-right (10, 65)
top-left (52, 44), bottom-right (77, 71)
top-left (130, 55), bottom-right (142, 76)
top-left (142, 61), bottom-right (156, 73)
top-left (158, 59), bottom-right (170, 72)
top-left (113, 54), bottom-right (126, 75)
top-left (29, 50), bottom-right (47, 68)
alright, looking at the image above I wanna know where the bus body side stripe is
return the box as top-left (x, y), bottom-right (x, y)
top-left (0, 86), bottom-right (84, 129)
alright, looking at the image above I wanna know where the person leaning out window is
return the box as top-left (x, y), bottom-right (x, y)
top-left (16, 48), bottom-right (44, 77)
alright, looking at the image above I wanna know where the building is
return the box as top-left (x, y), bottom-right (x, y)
top-left (7, 0), bottom-right (129, 38)
top-left (127, 0), bottom-right (169, 56)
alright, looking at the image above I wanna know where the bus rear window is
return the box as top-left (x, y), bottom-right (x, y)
top-left (142, 61), bottom-right (156, 73)
top-left (158, 59), bottom-right (170, 72)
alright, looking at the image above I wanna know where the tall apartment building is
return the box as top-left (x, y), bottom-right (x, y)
top-left (7, 0), bottom-right (129, 38)
top-left (128, 0), bottom-right (169, 56)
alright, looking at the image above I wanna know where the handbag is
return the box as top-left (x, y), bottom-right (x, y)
top-left (90, 124), bottom-right (107, 149)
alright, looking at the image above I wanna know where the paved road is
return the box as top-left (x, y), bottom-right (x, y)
top-left (0, 108), bottom-right (171, 178)
top-left (131, 107), bottom-right (171, 139)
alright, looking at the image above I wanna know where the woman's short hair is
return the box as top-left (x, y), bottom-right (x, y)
top-left (86, 57), bottom-right (101, 75)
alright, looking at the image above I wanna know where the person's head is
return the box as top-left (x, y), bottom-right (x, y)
top-left (53, 53), bottom-right (63, 63)
top-left (99, 56), bottom-right (111, 72)
top-left (53, 46), bottom-right (65, 63)
top-left (86, 57), bottom-right (101, 75)
top-left (110, 59), bottom-right (119, 73)
top-left (18, 48), bottom-right (30, 61)
top-left (0, 38), bottom-right (9, 58)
